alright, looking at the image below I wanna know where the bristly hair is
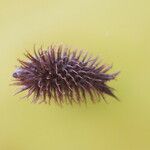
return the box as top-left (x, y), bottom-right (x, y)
top-left (12, 44), bottom-right (119, 105)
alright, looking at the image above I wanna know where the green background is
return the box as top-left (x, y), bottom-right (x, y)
top-left (0, 0), bottom-right (150, 149)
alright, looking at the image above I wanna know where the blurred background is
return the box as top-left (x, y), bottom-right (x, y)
top-left (0, 0), bottom-right (150, 150)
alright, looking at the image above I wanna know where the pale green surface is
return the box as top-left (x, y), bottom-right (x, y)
top-left (0, 0), bottom-right (150, 150)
